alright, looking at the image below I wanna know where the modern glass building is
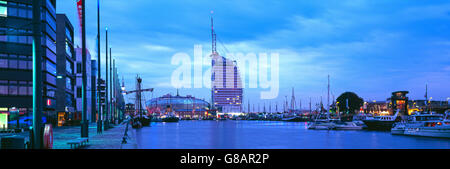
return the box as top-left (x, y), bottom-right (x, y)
top-left (0, 0), bottom-right (58, 127)
top-left (55, 13), bottom-right (75, 127)
top-left (146, 93), bottom-right (212, 119)
top-left (74, 47), bottom-right (92, 123)
top-left (211, 53), bottom-right (243, 114)
top-left (209, 17), bottom-right (243, 114)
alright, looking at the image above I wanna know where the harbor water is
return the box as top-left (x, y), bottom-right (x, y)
top-left (129, 120), bottom-right (450, 149)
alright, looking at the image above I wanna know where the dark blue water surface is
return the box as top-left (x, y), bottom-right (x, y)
top-left (130, 120), bottom-right (450, 149)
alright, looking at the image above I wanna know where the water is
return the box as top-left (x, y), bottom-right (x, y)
top-left (130, 120), bottom-right (450, 149)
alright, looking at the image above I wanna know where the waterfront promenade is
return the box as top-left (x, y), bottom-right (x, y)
top-left (0, 123), bottom-right (136, 149)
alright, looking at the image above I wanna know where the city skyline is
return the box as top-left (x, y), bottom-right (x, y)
top-left (56, 0), bottom-right (450, 106)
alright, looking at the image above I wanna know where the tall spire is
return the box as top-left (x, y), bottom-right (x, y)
top-left (211, 11), bottom-right (217, 55)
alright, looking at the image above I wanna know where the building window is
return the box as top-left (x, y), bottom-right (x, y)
top-left (77, 63), bottom-right (81, 73)
top-left (0, 59), bottom-right (7, 68)
top-left (66, 77), bottom-right (72, 90)
top-left (77, 87), bottom-right (82, 98)
top-left (8, 59), bottom-right (17, 69)
top-left (65, 41), bottom-right (72, 57)
top-left (0, 1), bottom-right (6, 17)
top-left (65, 27), bottom-right (72, 42)
top-left (66, 60), bottom-right (73, 74)
top-left (8, 81), bottom-right (17, 95)
top-left (0, 84), bottom-right (7, 95)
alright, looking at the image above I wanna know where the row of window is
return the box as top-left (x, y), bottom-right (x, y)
top-left (0, 58), bottom-right (32, 70)
top-left (0, 1), bottom-right (56, 31)
top-left (0, 80), bottom-right (32, 96)
top-left (0, 28), bottom-right (56, 48)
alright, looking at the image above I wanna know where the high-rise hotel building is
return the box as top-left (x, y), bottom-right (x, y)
top-left (210, 53), bottom-right (243, 113)
top-left (0, 0), bottom-right (58, 126)
top-left (210, 17), bottom-right (243, 114)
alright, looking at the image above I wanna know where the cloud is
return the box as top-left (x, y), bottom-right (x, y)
top-left (143, 44), bottom-right (174, 52)
top-left (56, 0), bottom-right (450, 104)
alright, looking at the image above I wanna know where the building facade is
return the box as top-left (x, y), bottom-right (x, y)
top-left (211, 53), bottom-right (243, 113)
top-left (55, 13), bottom-right (76, 127)
top-left (0, 0), bottom-right (58, 128)
top-left (147, 93), bottom-right (212, 119)
top-left (74, 47), bottom-right (92, 123)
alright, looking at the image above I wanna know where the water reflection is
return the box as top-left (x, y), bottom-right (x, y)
top-left (130, 120), bottom-right (450, 149)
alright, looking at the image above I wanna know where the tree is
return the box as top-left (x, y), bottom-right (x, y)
top-left (336, 92), bottom-right (363, 115)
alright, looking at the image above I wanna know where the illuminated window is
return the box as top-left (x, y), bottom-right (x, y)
top-left (0, 1), bottom-right (7, 17)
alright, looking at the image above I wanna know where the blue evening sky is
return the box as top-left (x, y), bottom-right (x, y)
top-left (57, 0), bottom-right (450, 109)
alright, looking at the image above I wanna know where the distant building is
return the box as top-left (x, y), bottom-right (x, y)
top-left (147, 93), bottom-right (213, 119)
top-left (364, 101), bottom-right (389, 115)
top-left (74, 47), bottom-right (92, 123)
top-left (55, 13), bottom-right (75, 127)
top-left (409, 99), bottom-right (449, 114)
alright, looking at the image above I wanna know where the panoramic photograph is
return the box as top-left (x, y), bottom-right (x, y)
top-left (0, 0), bottom-right (449, 166)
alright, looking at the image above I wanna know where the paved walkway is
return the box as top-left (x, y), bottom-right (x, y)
top-left (52, 123), bottom-right (137, 149)
top-left (1, 123), bottom-right (137, 149)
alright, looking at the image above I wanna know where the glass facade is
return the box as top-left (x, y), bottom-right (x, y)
top-left (147, 94), bottom-right (210, 112)
top-left (0, 0), bottom-right (58, 127)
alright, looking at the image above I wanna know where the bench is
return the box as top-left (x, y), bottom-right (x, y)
top-left (67, 138), bottom-right (89, 149)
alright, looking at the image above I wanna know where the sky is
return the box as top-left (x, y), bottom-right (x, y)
top-left (56, 0), bottom-right (450, 110)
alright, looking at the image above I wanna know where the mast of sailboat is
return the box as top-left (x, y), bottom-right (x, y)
top-left (291, 87), bottom-right (296, 112)
top-left (327, 75), bottom-right (330, 112)
top-left (269, 102), bottom-right (271, 113)
top-left (276, 102), bottom-right (278, 113)
top-left (248, 99), bottom-right (250, 113)
top-left (309, 97), bottom-right (312, 114)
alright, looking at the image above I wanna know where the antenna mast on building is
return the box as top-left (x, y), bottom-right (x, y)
top-left (211, 11), bottom-right (217, 55)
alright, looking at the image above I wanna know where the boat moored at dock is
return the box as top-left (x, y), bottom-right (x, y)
top-left (363, 109), bottom-right (401, 130)
top-left (391, 112), bottom-right (450, 138)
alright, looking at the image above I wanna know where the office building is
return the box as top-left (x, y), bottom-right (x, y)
top-left (74, 47), bottom-right (92, 123)
top-left (0, 0), bottom-right (58, 127)
top-left (55, 13), bottom-right (76, 127)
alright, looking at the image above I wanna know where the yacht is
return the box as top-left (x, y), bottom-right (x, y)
top-left (391, 121), bottom-right (407, 135)
top-left (307, 113), bottom-right (338, 130)
top-left (391, 112), bottom-right (450, 138)
top-left (363, 109), bottom-right (401, 130)
top-left (444, 110), bottom-right (450, 123)
top-left (333, 121), bottom-right (363, 130)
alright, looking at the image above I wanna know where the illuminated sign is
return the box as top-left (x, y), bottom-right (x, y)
top-left (0, 113), bottom-right (7, 129)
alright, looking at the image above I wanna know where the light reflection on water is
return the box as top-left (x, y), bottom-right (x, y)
top-left (130, 120), bottom-right (450, 149)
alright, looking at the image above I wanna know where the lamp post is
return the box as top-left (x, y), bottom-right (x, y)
top-left (81, 0), bottom-right (89, 138)
top-left (96, 0), bottom-right (102, 134)
top-left (32, 0), bottom-right (43, 149)
top-left (104, 27), bottom-right (109, 130)
top-left (109, 49), bottom-right (113, 124)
